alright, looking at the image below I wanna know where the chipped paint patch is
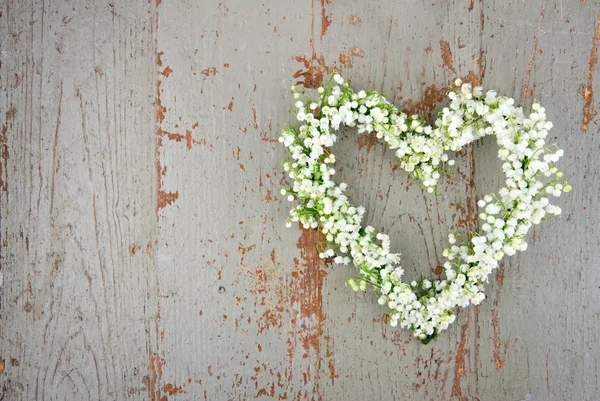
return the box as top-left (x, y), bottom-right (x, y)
top-left (158, 128), bottom-right (202, 151)
top-left (156, 52), bottom-right (205, 214)
top-left (185, 130), bottom-right (193, 150)
top-left (253, 254), bottom-right (288, 334)
top-left (292, 228), bottom-right (329, 397)
top-left (338, 46), bottom-right (365, 68)
top-left (460, 69), bottom-right (483, 87)
top-left (293, 0), bottom-right (333, 90)
top-left (238, 243), bottom-right (256, 255)
top-left (356, 132), bottom-right (381, 153)
top-left (200, 67), bottom-right (218, 77)
top-left (129, 243), bottom-right (142, 255)
top-left (439, 40), bottom-right (456, 76)
top-left (156, 81), bottom-right (167, 123)
top-left (294, 228), bottom-right (328, 356)
top-left (449, 202), bottom-right (478, 230)
top-left (348, 15), bottom-right (362, 26)
top-left (160, 65), bottom-right (173, 77)
top-left (582, 10), bottom-right (600, 133)
top-left (163, 383), bottom-right (186, 396)
top-left (145, 353), bottom-right (167, 401)
top-left (327, 358), bottom-right (338, 384)
top-left (320, 0), bottom-right (331, 38)
top-left (155, 73), bottom-right (172, 215)
top-left (293, 54), bottom-right (334, 89)
top-left (157, 190), bottom-right (179, 209)
top-left (242, 229), bottom-right (330, 398)
top-left (402, 84), bottom-right (447, 118)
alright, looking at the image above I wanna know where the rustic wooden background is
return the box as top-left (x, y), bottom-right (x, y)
top-left (1, 1), bottom-right (599, 400)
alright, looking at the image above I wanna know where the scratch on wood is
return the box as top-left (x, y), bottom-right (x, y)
top-left (465, 145), bottom-right (478, 234)
top-left (582, 10), bottom-right (600, 133)
top-left (49, 81), bottom-right (63, 212)
top-left (0, 124), bottom-right (9, 197)
top-left (440, 368), bottom-right (449, 399)
top-left (521, 5), bottom-right (546, 106)
top-left (491, 309), bottom-right (505, 370)
top-left (492, 267), bottom-right (507, 369)
top-left (451, 321), bottom-right (469, 398)
top-left (496, 265), bottom-right (504, 290)
top-left (546, 353), bottom-right (551, 396)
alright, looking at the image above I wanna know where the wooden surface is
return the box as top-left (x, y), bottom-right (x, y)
top-left (1, 1), bottom-right (599, 400)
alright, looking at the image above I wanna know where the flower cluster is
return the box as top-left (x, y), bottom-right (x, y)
top-left (279, 73), bottom-right (569, 343)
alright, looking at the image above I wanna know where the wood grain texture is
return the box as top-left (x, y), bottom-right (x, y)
top-left (1, 1), bottom-right (599, 400)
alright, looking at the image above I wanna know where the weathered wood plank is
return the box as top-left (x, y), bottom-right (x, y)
top-left (0, 1), bottom-right (158, 399)
top-left (1, 0), bottom-right (599, 400)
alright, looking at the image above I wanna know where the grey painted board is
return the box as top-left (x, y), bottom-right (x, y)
top-left (1, 1), bottom-right (599, 400)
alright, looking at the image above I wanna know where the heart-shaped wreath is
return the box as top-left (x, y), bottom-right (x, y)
top-left (278, 73), bottom-right (570, 344)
